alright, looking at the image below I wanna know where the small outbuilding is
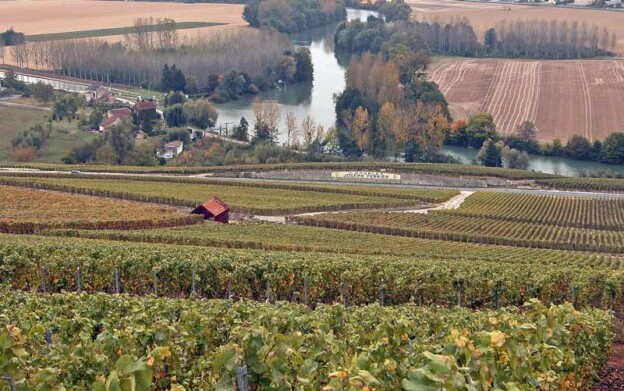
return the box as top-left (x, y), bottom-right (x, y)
top-left (192, 197), bottom-right (230, 223)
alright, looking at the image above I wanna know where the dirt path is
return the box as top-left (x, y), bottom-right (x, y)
top-left (398, 191), bottom-right (473, 214)
top-left (593, 313), bottom-right (624, 390)
top-left (0, 100), bottom-right (52, 111)
top-left (251, 191), bottom-right (473, 223)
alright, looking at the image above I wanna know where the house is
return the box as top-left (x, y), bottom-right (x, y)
top-left (192, 198), bottom-right (230, 223)
top-left (85, 83), bottom-right (115, 104)
top-left (99, 107), bottom-right (132, 131)
top-left (164, 140), bottom-right (183, 156)
top-left (134, 99), bottom-right (159, 122)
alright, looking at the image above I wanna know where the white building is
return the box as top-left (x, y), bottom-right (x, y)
top-left (164, 140), bottom-right (183, 156)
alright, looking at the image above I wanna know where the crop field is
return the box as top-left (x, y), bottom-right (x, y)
top-left (294, 210), bottom-right (624, 253)
top-left (537, 177), bottom-right (624, 192)
top-left (408, 0), bottom-right (624, 52)
top-left (0, 290), bottom-right (612, 390)
top-left (26, 22), bottom-right (224, 42)
top-left (1, 234), bottom-right (622, 308)
top-left (436, 191), bottom-right (624, 230)
top-left (0, 0), bottom-right (245, 39)
top-left (0, 176), bottom-right (445, 215)
top-left (48, 222), bottom-right (624, 268)
top-left (429, 57), bottom-right (624, 141)
top-left (0, 185), bottom-right (200, 233)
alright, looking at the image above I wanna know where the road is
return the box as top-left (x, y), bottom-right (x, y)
top-left (1, 167), bottom-right (624, 199)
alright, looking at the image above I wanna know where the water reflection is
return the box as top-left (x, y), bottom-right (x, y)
top-left (443, 145), bottom-right (624, 177)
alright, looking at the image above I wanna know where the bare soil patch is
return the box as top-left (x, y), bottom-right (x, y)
top-left (408, 0), bottom-right (624, 53)
top-left (0, 0), bottom-right (245, 38)
top-left (429, 57), bottom-right (624, 142)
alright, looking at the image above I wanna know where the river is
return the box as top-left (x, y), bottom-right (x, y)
top-left (213, 8), bottom-right (376, 143)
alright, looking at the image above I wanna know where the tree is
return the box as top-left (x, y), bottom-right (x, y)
top-left (379, 0), bottom-right (412, 22)
top-left (516, 121), bottom-right (538, 143)
top-left (89, 108), bottom-right (105, 129)
top-left (232, 117), bottom-right (249, 142)
top-left (164, 91), bottom-right (186, 107)
top-left (0, 36), bottom-right (5, 65)
top-left (164, 104), bottom-right (187, 127)
top-left (600, 132), bottom-right (624, 165)
top-left (476, 139), bottom-right (503, 167)
top-left (484, 28), bottom-right (498, 53)
top-left (341, 106), bottom-right (370, 154)
top-left (294, 48), bottom-right (314, 82)
top-left (252, 98), bottom-right (281, 144)
top-left (465, 113), bottom-right (497, 148)
top-left (166, 128), bottom-right (191, 145)
top-left (32, 82), bottom-right (55, 104)
top-left (106, 125), bottom-right (135, 164)
top-left (502, 146), bottom-right (529, 170)
top-left (377, 102), bottom-right (401, 159)
top-left (183, 99), bottom-right (218, 129)
top-left (397, 102), bottom-right (449, 162)
top-left (127, 143), bottom-right (157, 166)
top-left (161, 64), bottom-right (186, 92)
top-left (285, 112), bottom-right (298, 147)
top-left (565, 135), bottom-right (593, 160)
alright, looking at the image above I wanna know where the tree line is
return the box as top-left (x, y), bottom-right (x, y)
top-left (448, 114), bottom-right (624, 167)
top-left (336, 15), bottom-right (616, 60)
top-left (243, 0), bottom-right (347, 33)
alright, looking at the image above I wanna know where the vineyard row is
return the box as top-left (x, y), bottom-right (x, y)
top-left (1, 235), bottom-right (623, 309)
top-left (0, 292), bottom-right (611, 390)
top-left (291, 212), bottom-right (624, 254)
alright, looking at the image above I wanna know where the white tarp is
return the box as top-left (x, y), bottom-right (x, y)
top-left (331, 171), bottom-right (401, 180)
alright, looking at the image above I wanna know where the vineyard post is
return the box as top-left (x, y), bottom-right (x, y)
top-left (236, 365), bottom-right (249, 391)
top-left (2, 375), bottom-right (15, 391)
top-left (266, 281), bottom-right (272, 303)
top-left (153, 271), bottom-right (158, 297)
top-left (114, 268), bottom-right (120, 294)
top-left (40, 267), bottom-right (46, 294)
top-left (45, 329), bottom-right (53, 345)
top-left (76, 267), bottom-right (82, 293)
top-left (341, 279), bottom-right (348, 307)
top-left (227, 279), bottom-right (232, 300)
top-left (570, 286), bottom-right (576, 306)
top-left (303, 276), bottom-right (309, 307)
top-left (455, 278), bottom-right (464, 307)
top-left (191, 267), bottom-right (196, 295)
top-left (380, 277), bottom-right (385, 307)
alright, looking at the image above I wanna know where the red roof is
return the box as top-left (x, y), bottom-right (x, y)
top-left (201, 197), bottom-right (229, 217)
top-left (134, 100), bottom-right (157, 111)
top-left (99, 116), bottom-right (120, 129)
top-left (109, 108), bottom-right (132, 119)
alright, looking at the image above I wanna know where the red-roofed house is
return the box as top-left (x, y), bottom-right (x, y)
top-left (134, 99), bottom-right (159, 122)
top-left (99, 107), bottom-right (133, 131)
top-left (192, 197), bottom-right (230, 223)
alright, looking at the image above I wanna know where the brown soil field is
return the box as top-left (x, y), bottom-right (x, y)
top-left (0, 0), bottom-right (245, 38)
top-left (407, 0), bottom-right (624, 53)
top-left (429, 57), bottom-right (624, 142)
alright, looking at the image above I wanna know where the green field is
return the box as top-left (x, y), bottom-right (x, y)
top-left (0, 106), bottom-right (48, 161)
top-left (26, 22), bottom-right (223, 42)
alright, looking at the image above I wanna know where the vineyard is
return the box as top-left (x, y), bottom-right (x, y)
top-left (435, 192), bottom-right (624, 230)
top-left (0, 160), bottom-right (556, 179)
top-left (45, 222), bottom-right (624, 266)
top-left (0, 185), bottom-right (201, 233)
top-left (1, 235), bottom-right (623, 309)
top-left (293, 211), bottom-right (624, 253)
top-left (0, 165), bottom-right (622, 388)
top-left (0, 177), bottom-right (438, 215)
top-left (0, 172), bottom-right (459, 203)
top-left (537, 177), bottom-right (624, 193)
top-left (0, 291), bottom-right (612, 390)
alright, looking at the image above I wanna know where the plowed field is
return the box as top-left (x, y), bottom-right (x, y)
top-left (429, 57), bottom-right (624, 142)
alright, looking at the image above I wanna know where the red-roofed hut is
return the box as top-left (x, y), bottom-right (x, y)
top-left (192, 197), bottom-right (230, 223)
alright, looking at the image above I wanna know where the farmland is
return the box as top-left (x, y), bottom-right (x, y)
top-left (0, 290), bottom-right (612, 390)
top-left (0, 175), bottom-right (458, 214)
top-left (429, 57), bottom-right (624, 142)
top-left (0, 0), bottom-right (245, 40)
top-left (0, 185), bottom-right (200, 233)
top-left (0, 166), bottom-right (623, 387)
top-left (408, 0), bottom-right (624, 53)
